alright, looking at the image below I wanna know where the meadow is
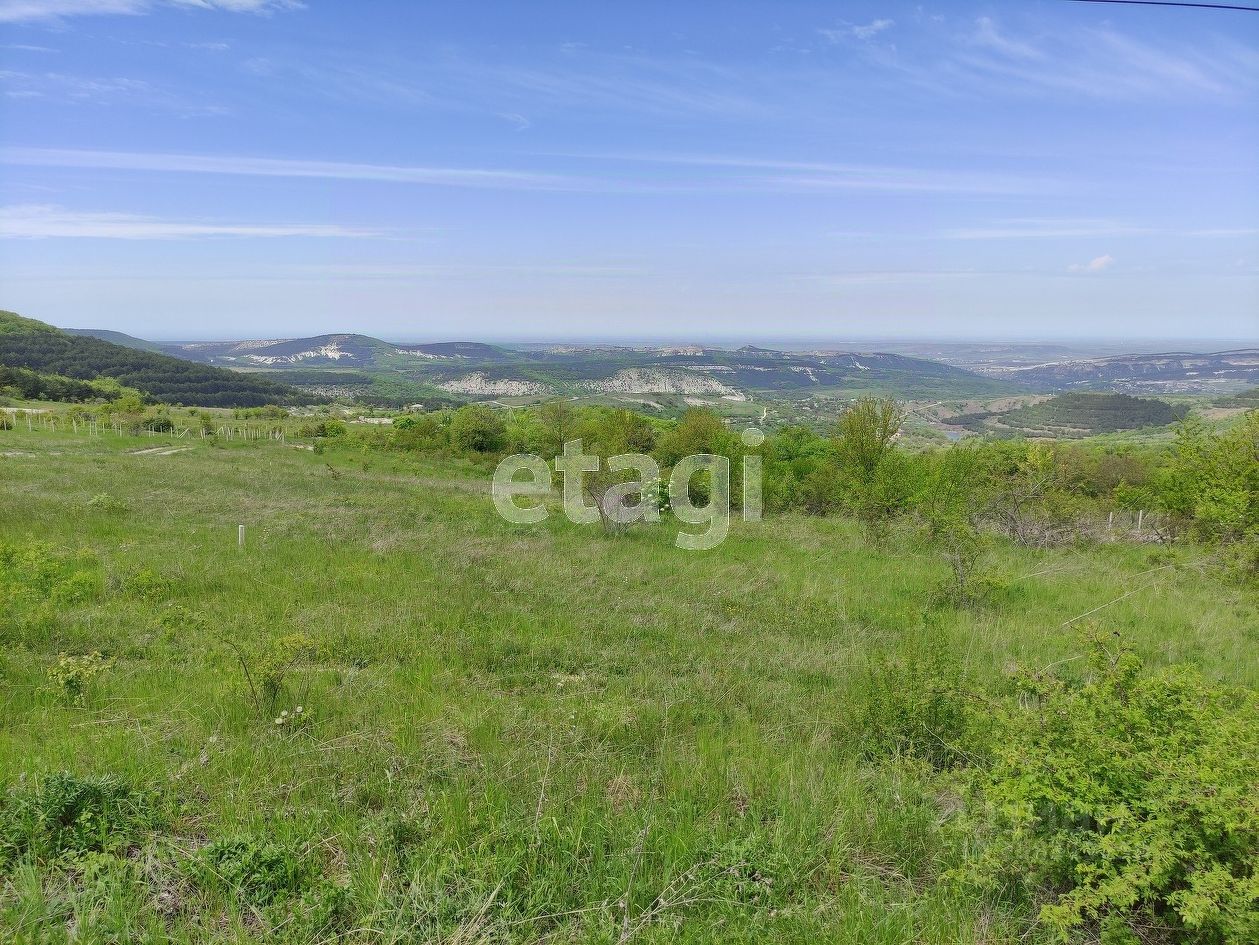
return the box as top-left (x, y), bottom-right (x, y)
top-left (1, 422), bottom-right (1255, 943)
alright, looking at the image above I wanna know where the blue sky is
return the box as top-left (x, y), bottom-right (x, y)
top-left (1, 0), bottom-right (1256, 343)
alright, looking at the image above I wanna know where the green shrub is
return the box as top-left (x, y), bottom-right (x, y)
top-left (962, 637), bottom-right (1259, 942)
top-left (84, 492), bottom-right (129, 514)
top-left (194, 835), bottom-right (314, 906)
top-left (0, 541), bottom-right (101, 631)
top-left (192, 834), bottom-right (352, 936)
top-left (923, 514), bottom-right (999, 608)
top-left (227, 632), bottom-right (319, 714)
top-left (1131, 413), bottom-right (1259, 542)
top-left (47, 651), bottom-right (111, 706)
top-left (297, 418), bottom-right (347, 438)
top-left (0, 772), bottom-right (160, 867)
top-left (448, 404), bottom-right (506, 454)
top-left (856, 619), bottom-right (973, 770)
top-left (119, 565), bottom-right (172, 602)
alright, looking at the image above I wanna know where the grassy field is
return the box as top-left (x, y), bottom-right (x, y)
top-left (1, 425), bottom-right (1255, 943)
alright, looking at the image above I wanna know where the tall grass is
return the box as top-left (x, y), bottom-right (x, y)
top-left (0, 426), bottom-right (1253, 942)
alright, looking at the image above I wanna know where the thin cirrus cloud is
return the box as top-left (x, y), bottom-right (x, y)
top-left (0, 70), bottom-right (229, 115)
top-left (0, 204), bottom-right (380, 239)
top-left (943, 219), bottom-right (1151, 240)
top-left (546, 151), bottom-right (1060, 195)
top-left (944, 220), bottom-right (1259, 241)
top-left (1, 147), bottom-right (582, 191)
top-left (1, 146), bottom-right (1061, 196)
top-left (873, 15), bottom-right (1259, 104)
top-left (818, 19), bottom-right (895, 44)
top-left (0, 0), bottom-right (300, 22)
top-left (250, 49), bottom-right (760, 120)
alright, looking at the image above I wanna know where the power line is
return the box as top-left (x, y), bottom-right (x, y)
top-left (1065, 0), bottom-right (1259, 11)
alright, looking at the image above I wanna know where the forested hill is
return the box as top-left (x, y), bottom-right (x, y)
top-left (0, 311), bottom-right (311, 407)
top-left (950, 392), bottom-right (1190, 437)
top-left (64, 327), bottom-right (166, 353)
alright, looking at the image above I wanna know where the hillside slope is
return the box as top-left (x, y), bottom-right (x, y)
top-left (64, 328), bottom-right (166, 353)
top-left (0, 424), bottom-right (1253, 942)
top-left (0, 311), bottom-right (310, 407)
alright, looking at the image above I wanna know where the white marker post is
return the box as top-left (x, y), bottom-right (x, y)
top-left (238, 524), bottom-right (245, 550)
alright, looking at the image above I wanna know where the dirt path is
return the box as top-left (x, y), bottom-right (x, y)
top-left (129, 446), bottom-right (193, 456)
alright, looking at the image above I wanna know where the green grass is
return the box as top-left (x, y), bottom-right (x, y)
top-left (1, 425), bottom-right (1255, 943)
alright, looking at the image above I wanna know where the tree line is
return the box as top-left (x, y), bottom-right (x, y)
top-left (313, 399), bottom-right (1256, 565)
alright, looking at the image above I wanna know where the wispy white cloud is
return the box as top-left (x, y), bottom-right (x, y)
top-left (499, 112), bottom-right (532, 131)
top-left (457, 51), bottom-right (757, 117)
top-left (0, 70), bottom-right (228, 115)
top-left (0, 0), bottom-right (300, 22)
top-left (1189, 228), bottom-right (1259, 238)
top-left (970, 17), bottom-right (1043, 61)
top-left (806, 269), bottom-right (979, 287)
top-left (819, 19), bottom-right (894, 43)
top-left (944, 17), bottom-right (1255, 102)
top-left (556, 152), bottom-right (1061, 195)
top-left (1, 147), bottom-right (582, 191)
top-left (1, 70), bottom-right (149, 102)
top-left (945, 219), bottom-right (1150, 240)
top-left (945, 219), bottom-right (1259, 241)
top-left (239, 47), bottom-right (760, 120)
top-left (2, 146), bottom-right (1063, 196)
top-left (1068, 254), bottom-right (1115, 274)
top-left (0, 204), bottom-right (379, 239)
top-left (273, 263), bottom-right (645, 280)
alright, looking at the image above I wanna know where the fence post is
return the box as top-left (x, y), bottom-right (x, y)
top-left (238, 525), bottom-right (245, 549)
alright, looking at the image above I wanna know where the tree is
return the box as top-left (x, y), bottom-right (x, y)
top-left (579, 408), bottom-right (655, 457)
top-left (1139, 412), bottom-right (1259, 541)
top-left (449, 404), bottom-right (506, 454)
top-left (654, 408), bottom-right (727, 467)
top-left (536, 401), bottom-right (578, 458)
top-left (834, 397), bottom-right (905, 481)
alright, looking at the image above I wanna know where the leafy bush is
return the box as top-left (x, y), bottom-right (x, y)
top-left (856, 619), bottom-right (973, 770)
top-left (1125, 413), bottom-right (1259, 542)
top-left (926, 517), bottom-right (1003, 607)
top-left (143, 411), bottom-right (175, 433)
top-left (0, 540), bottom-right (100, 621)
top-left (47, 651), bottom-right (112, 706)
top-left (228, 632), bottom-right (319, 714)
top-left (194, 835), bottom-right (315, 906)
top-left (297, 418), bottom-right (347, 438)
top-left (962, 637), bottom-right (1259, 943)
top-left (84, 492), bottom-right (130, 514)
top-left (192, 834), bottom-right (350, 936)
top-left (0, 772), bottom-right (160, 867)
top-left (119, 565), bottom-right (172, 602)
top-left (448, 404), bottom-right (506, 453)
